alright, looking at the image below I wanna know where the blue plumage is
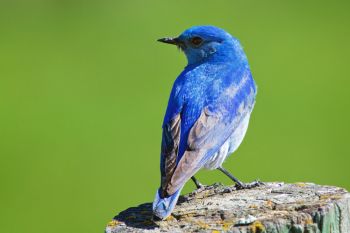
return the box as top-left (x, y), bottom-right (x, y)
top-left (153, 26), bottom-right (257, 219)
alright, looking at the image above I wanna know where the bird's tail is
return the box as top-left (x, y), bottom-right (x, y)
top-left (152, 186), bottom-right (183, 219)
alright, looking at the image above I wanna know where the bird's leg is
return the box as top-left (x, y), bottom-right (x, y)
top-left (217, 166), bottom-right (263, 190)
top-left (217, 166), bottom-right (245, 187)
top-left (191, 176), bottom-right (204, 189)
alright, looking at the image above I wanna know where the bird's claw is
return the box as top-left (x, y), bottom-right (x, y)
top-left (194, 184), bottom-right (210, 193)
top-left (235, 180), bottom-right (265, 190)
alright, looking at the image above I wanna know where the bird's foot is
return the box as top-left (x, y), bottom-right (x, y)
top-left (191, 176), bottom-right (205, 190)
top-left (193, 183), bottom-right (209, 193)
top-left (235, 180), bottom-right (265, 190)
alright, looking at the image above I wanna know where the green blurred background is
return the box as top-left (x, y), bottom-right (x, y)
top-left (0, 1), bottom-right (349, 232)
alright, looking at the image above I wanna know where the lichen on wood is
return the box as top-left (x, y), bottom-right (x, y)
top-left (106, 182), bottom-right (350, 233)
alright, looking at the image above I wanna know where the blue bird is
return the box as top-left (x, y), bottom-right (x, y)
top-left (153, 25), bottom-right (261, 220)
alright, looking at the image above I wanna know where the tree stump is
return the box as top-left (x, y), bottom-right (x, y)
top-left (105, 182), bottom-right (350, 233)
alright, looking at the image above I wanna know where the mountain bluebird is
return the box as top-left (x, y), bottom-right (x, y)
top-left (153, 25), bottom-right (261, 220)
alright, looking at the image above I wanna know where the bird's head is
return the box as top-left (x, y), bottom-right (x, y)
top-left (158, 25), bottom-right (245, 65)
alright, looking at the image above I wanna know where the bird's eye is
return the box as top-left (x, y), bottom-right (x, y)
top-left (190, 37), bottom-right (203, 46)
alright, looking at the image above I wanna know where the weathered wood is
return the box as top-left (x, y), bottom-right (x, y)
top-left (106, 182), bottom-right (350, 233)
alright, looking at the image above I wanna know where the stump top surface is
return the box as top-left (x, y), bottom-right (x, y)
top-left (106, 182), bottom-right (350, 233)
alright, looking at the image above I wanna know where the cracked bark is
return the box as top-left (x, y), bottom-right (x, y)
top-left (106, 182), bottom-right (350, 233)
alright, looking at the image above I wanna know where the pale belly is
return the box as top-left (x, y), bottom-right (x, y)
top-left (203, 113), bottom-right (251, 170)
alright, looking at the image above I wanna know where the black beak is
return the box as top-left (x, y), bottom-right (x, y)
top-left (157, 37), bottom-right (180, 45)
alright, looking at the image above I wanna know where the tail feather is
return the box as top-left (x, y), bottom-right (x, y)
top-left (152, 187), bottom-right (183, 219)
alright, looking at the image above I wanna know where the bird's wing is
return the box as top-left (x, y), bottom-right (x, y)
top-left (159, 113), bottom-right (181, 198)
top-left (160, 70), bottom-right (256, 197)
top-left (164, 107), bottom-right (241, 195)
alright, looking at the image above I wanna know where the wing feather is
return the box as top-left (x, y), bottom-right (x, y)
top-left (160, 66), bottom-right (256, 197)
top-left (166, 108), bottom-right (240, 195)
top-left (160, 114), bottom-right (181, 197)
top-left (165, 85), bottom-right (256, 195)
